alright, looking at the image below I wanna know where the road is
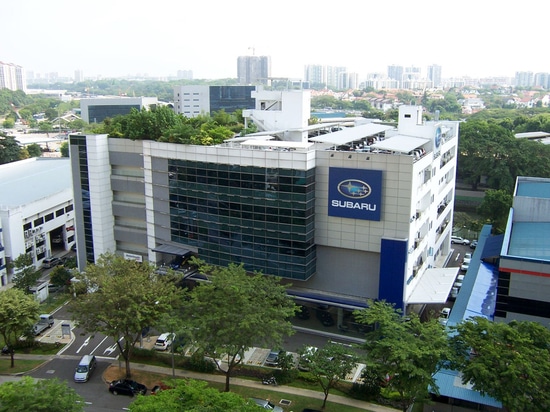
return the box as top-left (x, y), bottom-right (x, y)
top-left (50, 303), bottom-right (121, 359)
top-left (30, 357), bottom-right (131, 412)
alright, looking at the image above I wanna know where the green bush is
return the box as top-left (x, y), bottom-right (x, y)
top-left (188, 351), bottom-right (216, 373)
top-left (348, 368), bottom-right (382, 400)
top-left (297, 370), bottom-right (318, 383)
top-left (273, 368), bottom-right (298, 384)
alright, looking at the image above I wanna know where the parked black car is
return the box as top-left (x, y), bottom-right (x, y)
top-left (108, 379), bottom-right (147, 396)
top-left (295, 305), bottom-right (310, 320)
top-left (316, 309), bottom-right (334, 326)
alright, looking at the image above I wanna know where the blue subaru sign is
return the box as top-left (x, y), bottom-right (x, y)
top-left (328, 167), bottom-right (382, 221)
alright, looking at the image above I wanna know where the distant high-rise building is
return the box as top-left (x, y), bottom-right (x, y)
top-left (387, 64), bottom-right (404, 84)
top-left (237, 55), bottom-right (271, 85)
top-left (325, 66), bottom-right (347, 89)
top-left (177, 70), bottom-right (193, 80)
top-left (304, 64), bottom-right (325, 86)
top-left (515, 71), bottom-right (534, 87)
top-left (74, 69), bottom-right (84, 82)
top-left (0, 61), bottom-right (26, 91)
top-left (347, 72), bottom-right (360, 90)
top-left (534, 72), bottom-right (549, 89)
top-left (402, 66), bottom-right (422, 89)
top-left (427, 64), bottom-right (442, 88)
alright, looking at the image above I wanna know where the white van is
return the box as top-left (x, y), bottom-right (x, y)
top-left (74, 355), bottom-right (97, 382)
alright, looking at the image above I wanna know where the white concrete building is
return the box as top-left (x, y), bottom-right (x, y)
top-left (0, 158), bottom-right (75, 286)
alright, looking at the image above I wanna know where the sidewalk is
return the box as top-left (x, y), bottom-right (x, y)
top-left (6, 353), bottom-right (399, 412)
top-left (129, 361), bottom-right (399, 412)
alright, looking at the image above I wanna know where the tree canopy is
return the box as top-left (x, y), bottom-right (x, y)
top-left (353, 300), bottom-right (450, 412)
top-left (458, 118), bottom-right (550, 192)
top-left (0, 376), bottom-right (84, 412)
top-left (69, 253), bottom-right (185, 378)
top-left (129, 379), bottom-right (259, 412)
top-left (476, 189), bottom-right (513, 233)
top-left (298, 342), bottom-right (360, 408)
top-left (0, 288), bottom-right (40, 367)
top-left (11, 254), bottom-right (41, 294)
top-left (0, 134), bottom-right (23, 165)
top-left (89, 106), bottom-right (240, 145)
top-left (450, 317), bottom-right (550, 412)
top-left (182, 261), bottom-right (297, 391)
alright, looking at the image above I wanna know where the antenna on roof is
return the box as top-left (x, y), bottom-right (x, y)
top-left (248, 46), bottom-right (255, 55)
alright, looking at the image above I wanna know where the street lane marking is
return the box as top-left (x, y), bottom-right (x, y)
top-left (89, 335), bottom-right (109, 355)
top-left (76, 336), bottom-right (90, 354)
top-left (103, 339), bottom-right (120, 356)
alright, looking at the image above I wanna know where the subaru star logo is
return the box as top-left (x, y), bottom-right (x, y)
top-left (337, 179), bottom-right (372, 199)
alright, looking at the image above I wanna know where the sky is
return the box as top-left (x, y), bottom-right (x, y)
top-left (2, 0), bottom-right (549, 81)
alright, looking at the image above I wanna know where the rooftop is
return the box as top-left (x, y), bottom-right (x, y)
top-left (516, 178), bottom-right (550, 198)
top-left (0, 158), bottom-right (72, 209)
top-left (507, 222), bottom-right (550, 260)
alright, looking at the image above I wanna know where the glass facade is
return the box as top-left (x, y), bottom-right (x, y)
top-left (87, 104), bottom-right (141, 123)
top-left (71, 136), bottom-right (95, 263)
top-left (209, 86), bottom-right (255, 114)
top-left (168, 160), bottom-right (316, 280)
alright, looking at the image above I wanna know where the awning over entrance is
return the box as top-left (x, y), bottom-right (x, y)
top-left (286, 289), bottom-right (368, 311)
top-left (152, 244), bottom-right (194, 256)
top-left (406, 267), bottom-right (459, 304)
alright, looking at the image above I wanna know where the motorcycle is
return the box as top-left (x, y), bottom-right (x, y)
top-left (262, 376), bottom-right (277, 386)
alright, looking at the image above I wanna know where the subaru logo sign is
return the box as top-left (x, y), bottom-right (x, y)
top-left (337, 179), bottom-right (372, 199)
top-left (329, 167), bottom-right (382, 221)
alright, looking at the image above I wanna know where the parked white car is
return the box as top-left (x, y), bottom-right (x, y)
top-left (154, 333), bottom-right (175, 351)
top-left (451, 236), bottom-right (470, 245)
top-left (439, 307), bottom-right (451, 326)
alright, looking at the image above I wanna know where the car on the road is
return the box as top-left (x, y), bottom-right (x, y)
top-left (451, 236), bottom-right (470, 245)
top-left (460, 262), bottom-right (469, 272)
top-left (74, 355), bottom-right (97, 382)
top-left (470, 240), bottom-right (478, 249)
top-left (265, 350), bottom-right (281, 366)
top-left (249, 397), bottom-right (283, 411)
top-left (108, 379), bottom-right (147, 396)
top-left (463, 253), bottom-right (472, 265)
